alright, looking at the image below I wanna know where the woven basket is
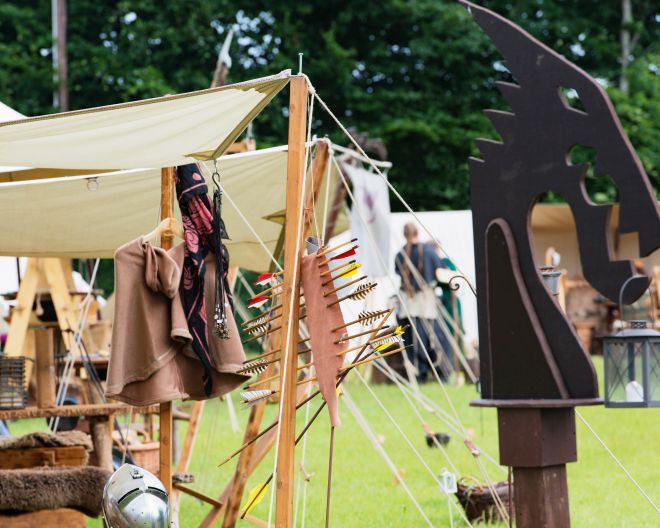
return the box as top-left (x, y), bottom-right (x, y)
top-left (455, 477), bottom-right (513, 524)
top-left (114, 425), bottom-right (160, 476)
top-left (0, 355), bottom-right (27, 410)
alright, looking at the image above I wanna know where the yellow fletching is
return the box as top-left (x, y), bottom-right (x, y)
top-left (339, 263), bottom-right (361, 278)
top-left (394, 326), bottom-right (404, 336)
top-left (336, 385), bottom-right (343, 397)
top-left (243, 481), bottom-right (269, 515)
top-left (375, 342), bottom-right (391, 352)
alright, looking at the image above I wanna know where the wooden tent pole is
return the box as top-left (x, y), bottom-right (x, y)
top-left (159, 166), bottom-right (175, 495)
top-left (220, 140), bottom-right (330, 528)
top-left (275, 75), bottom-right (308, 527)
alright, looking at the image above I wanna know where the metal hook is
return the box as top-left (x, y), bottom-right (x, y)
top-left (448, 274), bottom-right (477, 297)
top-left (211, 159), bottom-right (221, 190)
top-left (617, 275), bottom-right (655, 334)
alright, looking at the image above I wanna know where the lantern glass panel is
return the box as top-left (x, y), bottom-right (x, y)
top-left (604, 338), bottom-right (645, 406)
top-left (650, 340), bottom-right (660, 403)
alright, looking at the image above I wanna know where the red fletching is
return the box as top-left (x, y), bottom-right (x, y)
top-left (255, 273), bottom-right (275, 287)
top-left (330, 246), bottom-right (358, 261)
top-left (248, 296), bottom-right (270, 309)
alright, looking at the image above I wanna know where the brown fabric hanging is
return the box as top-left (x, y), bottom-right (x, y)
top-left (106, 238), bottom-right (248, 406)
top-left (301, 253), bottom-right (348, 427)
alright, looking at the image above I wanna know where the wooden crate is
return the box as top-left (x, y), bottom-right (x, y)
top-left (0, 446), bottom-right (87, 469)
top-left (0, 508), bottom-right (86, 528)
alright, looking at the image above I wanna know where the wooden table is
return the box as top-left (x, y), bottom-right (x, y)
top-left (0, 403), bottom-right (158, 471)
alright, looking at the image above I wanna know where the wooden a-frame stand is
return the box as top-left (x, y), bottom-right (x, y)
top-left (4, 258), bottom-right (88, 385)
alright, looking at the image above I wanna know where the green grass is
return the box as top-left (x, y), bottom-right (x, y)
top-left (8, 358), bottom-right (659, 527)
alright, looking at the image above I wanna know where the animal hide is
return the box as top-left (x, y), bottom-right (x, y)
top-left (301, 253), bottom-right (348, 427)
top-left (0, 466), bottom-right (111, 516)
top-left (0, 431), bottom-right (93, 452)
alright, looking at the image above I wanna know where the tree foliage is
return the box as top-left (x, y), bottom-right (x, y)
top-left (0, 0), bottom-right (658, 211)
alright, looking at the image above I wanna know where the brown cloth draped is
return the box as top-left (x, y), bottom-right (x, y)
top-left (106, 238), bottom-right (248, 406)
top-left (301, 253), bottom-right (348, 427)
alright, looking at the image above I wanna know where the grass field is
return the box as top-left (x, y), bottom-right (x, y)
top-left (8, 358), bottom-right (659, 527)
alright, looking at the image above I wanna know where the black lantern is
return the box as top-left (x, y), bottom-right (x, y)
top-left (603, 320), bottom-right (660, 408)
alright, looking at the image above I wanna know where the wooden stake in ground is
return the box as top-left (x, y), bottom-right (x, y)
top-left (275, 74), bottom-right (309, 527)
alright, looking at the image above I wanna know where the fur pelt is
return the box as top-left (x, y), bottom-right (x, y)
top-left (0, 431), bottom-right (93, 451)
top-left (0, 466), bottom-right (110, 516)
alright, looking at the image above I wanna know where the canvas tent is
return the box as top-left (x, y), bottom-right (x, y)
top-left (530, 203), bottom-right (660, 277)
top-left (0, 71), bottom-right (288, 175)
top-left (0, 148), bottom-right (286, 269)
top-left (0, 72), bottom-right (303, 272)
top-left (383, 205), bottom-right (660, 346)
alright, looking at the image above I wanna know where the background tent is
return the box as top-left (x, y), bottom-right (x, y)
top-left (530, 203), bottom-right (660, 277)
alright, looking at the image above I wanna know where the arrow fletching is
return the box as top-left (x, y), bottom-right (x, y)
top-left (336, 262), bottom-right (360, 279)
top-left (243, 481), bottom-right (270, 515)
top-left (372, 335), bottom-right (402, 352)
top-left (254, 273), bottom-right (275, 287)
top-left (248, 295), bottom-right (270, 309)
top-left (346, 281), bottom-right (377, 301)
top-left (244, 319), bottom-right (271, 334)
top-left (330, 246), bottom-right (358, 261)
top-left (237, 359), bottom-right (269, 376)
top-left (240, 389), bottom-right (275, 407)
top-left (357, 309), bottom-right (390, 327)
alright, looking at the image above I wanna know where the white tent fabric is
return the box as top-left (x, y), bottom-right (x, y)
top-left (389, 211), bottom-right (478, 344)
top-left (0, 147), bottom-right (288, 271)
top-left (346, 163), bottom-right (391, 277)
top-left (0, 101), bottom-right (28, 173)
top-left (0, 101), bottom-right (25, 121)
top-left (0, 72), bottom-right (289, 170)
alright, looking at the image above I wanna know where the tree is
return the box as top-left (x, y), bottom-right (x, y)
top-left (0, 0), bottom-right (657, 212)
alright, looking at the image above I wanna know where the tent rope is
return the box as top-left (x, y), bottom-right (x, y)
top-left (372, 360), bottom-right (504, 473)
top-left (334, 155), bottom-right (510, 523)
top-left (354, 369), bottom-right (475, 527)
top-left (293, 397), bottom-right (314, 527)
top-left (342, 387), bottom-right (436, 527)
top-left (576, 410), bottom-right (659, 513)
top-left (307, 82), bottom-right (475, 293)
top-left (51, 258), bottom-right (101, 431)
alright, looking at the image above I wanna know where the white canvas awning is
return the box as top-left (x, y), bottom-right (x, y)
top-left (0, 72), bottom-right (289, 171)
top-left (0, 147), bottom-right (290, 270)
top-left (0, 101), bottom-right (28, 173)
top-left (0, 141), bottom-right (348, 272)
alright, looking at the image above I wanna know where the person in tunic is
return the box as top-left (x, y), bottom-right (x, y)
top-left (394, 223), bottom-right (452, 382)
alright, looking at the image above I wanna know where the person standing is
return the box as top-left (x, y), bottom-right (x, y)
top-left (394, 223), bottom-right (452, 382)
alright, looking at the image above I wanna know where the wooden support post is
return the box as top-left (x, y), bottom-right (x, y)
top-left (497, 407), bottom-right (576, 528)
top-left (513, 466), bottom-right (570, 526)
top-left (159, 166), bottom-right (175, 495)
top-left (222, 387), bottom-right (268, 527)
top-left (89, 415), bottom-right (113, 472)
top-left (220, 133), bottom-right (329, 528)
top-left (275, 75), bottom-right (309, 527)
top-left (323, 163), bottom-right (347, 242)
top-left (35, 329), bottom-right (56, 408)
